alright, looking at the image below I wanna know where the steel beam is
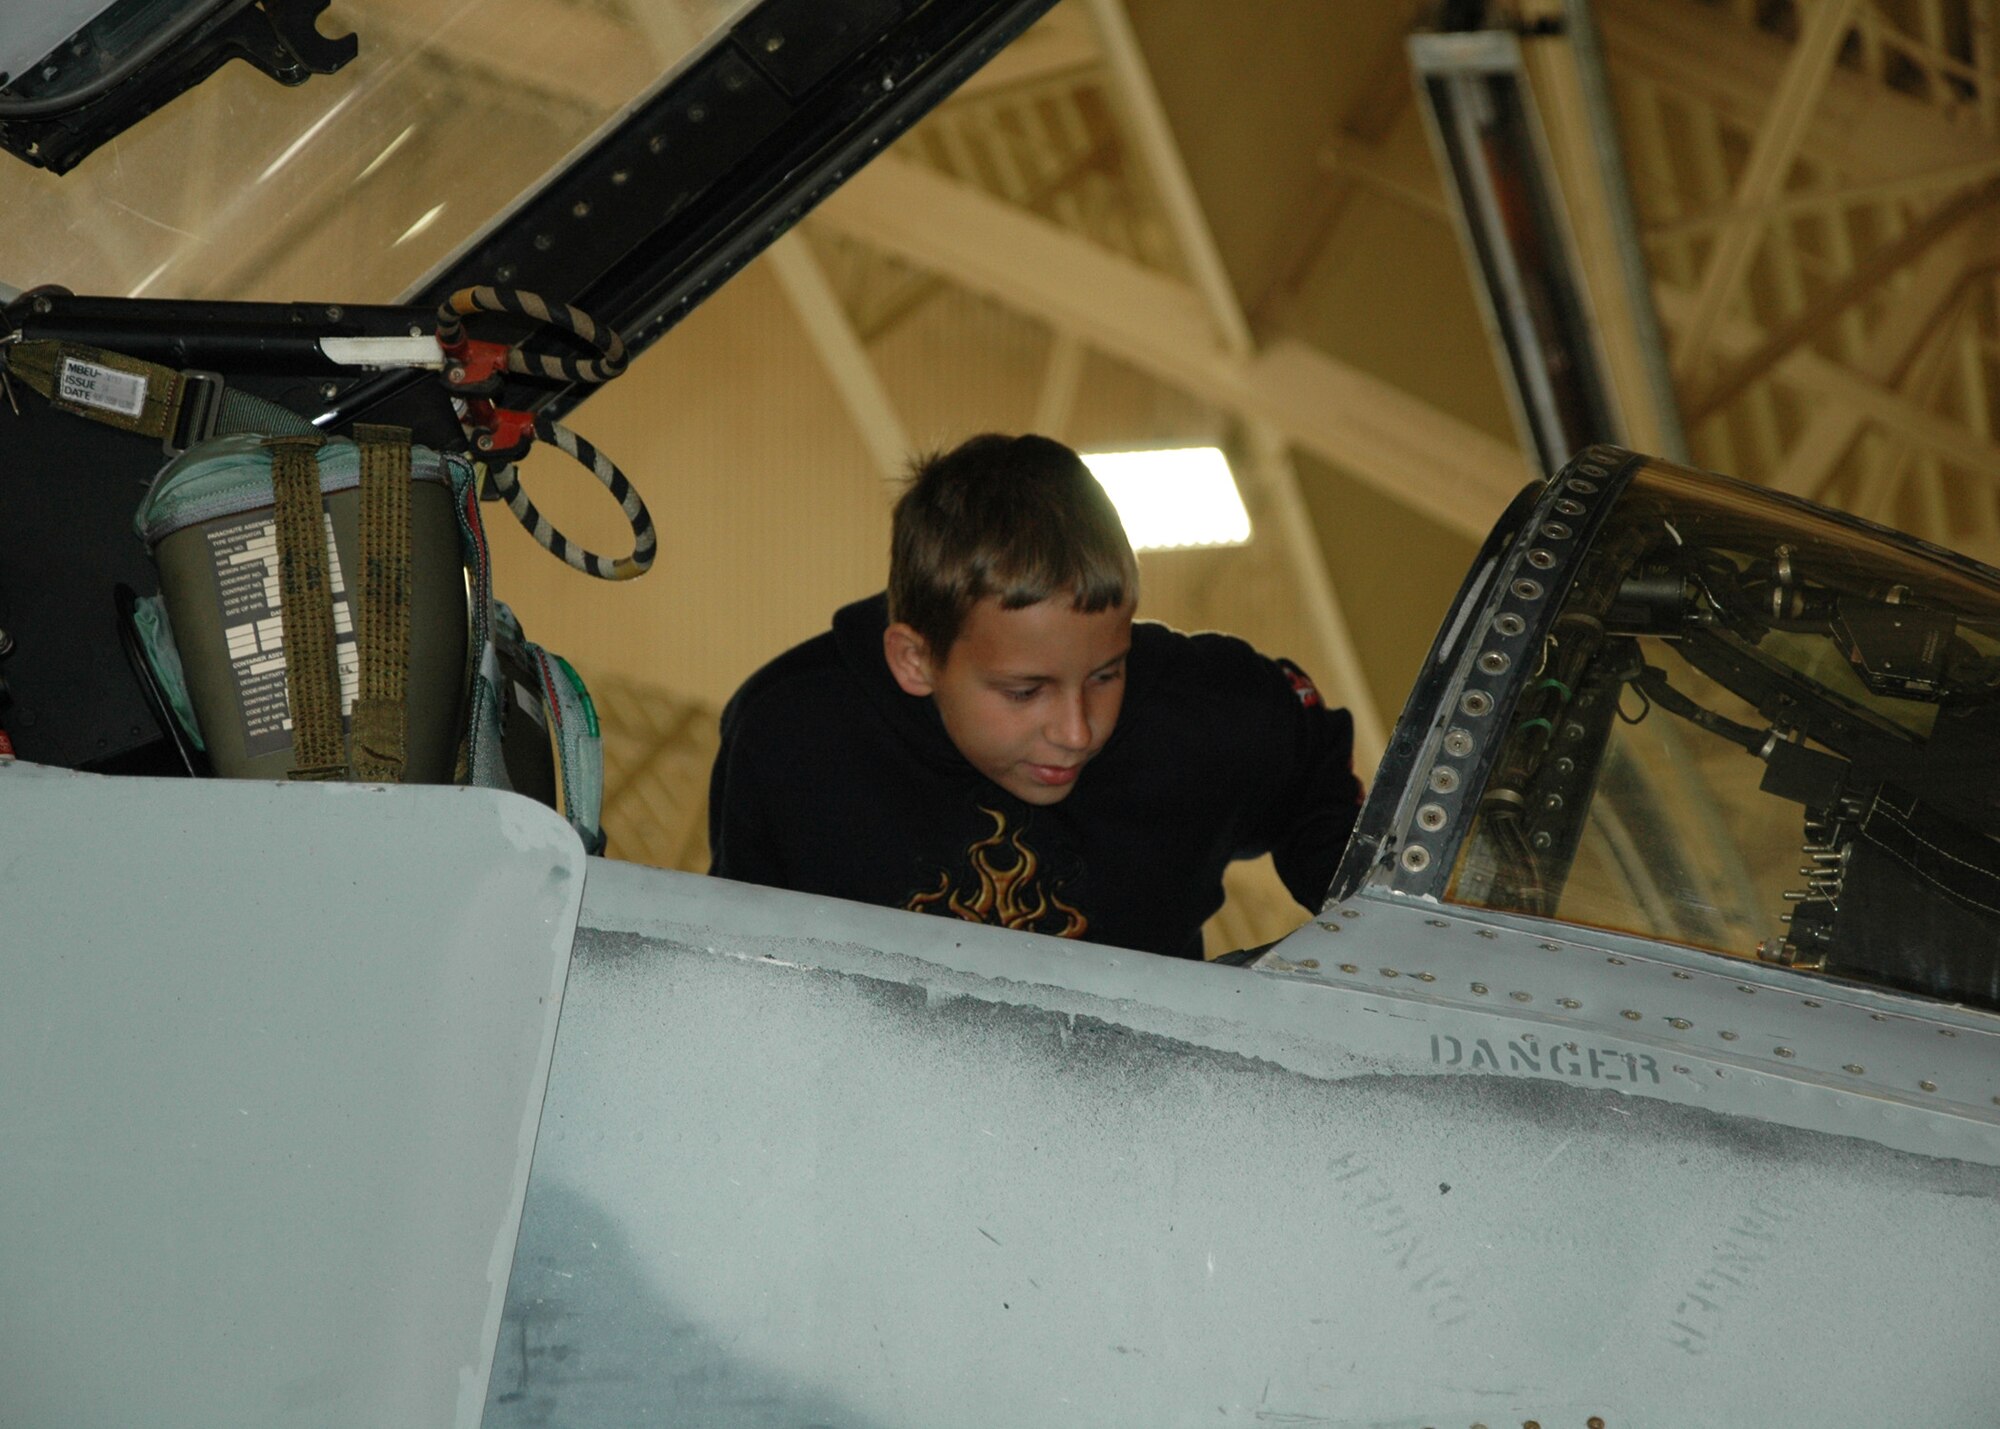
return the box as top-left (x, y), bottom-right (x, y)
top-left (813, 154), bottom-right (1523, 545)
top-left (763, 233), bottom-right (912, 478)
top-left (1081, 0), bottom-right (1384, 762)
top-left (1669, 0), bottom-right (1862, 380)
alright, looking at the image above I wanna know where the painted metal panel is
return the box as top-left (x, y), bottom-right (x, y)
top-left (487, 860), bottom-right (2000, 1427)
top-left (0, 767), bottom-right (584, 1429)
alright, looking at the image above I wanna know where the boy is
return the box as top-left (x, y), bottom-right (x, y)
top-left (708, 433), bottom-right (1363, 959)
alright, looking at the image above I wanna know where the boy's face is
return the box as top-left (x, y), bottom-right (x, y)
top-left (886, 596), bottom-right (1135, 805)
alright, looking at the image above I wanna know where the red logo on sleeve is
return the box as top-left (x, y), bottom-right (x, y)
top-left (1278, 659), bottom-right (1323, 709)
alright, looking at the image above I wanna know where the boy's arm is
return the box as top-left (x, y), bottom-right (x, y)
top-left (1256, 657), bottom-right (1366, 912)
top-left (707, 697), bottom-right (786, 886)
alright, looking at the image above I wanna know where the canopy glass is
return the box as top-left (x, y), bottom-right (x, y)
top-left (0, 0), bottom-right (745, 304)
top-left (1448, 455), bottom-right (2000, 1009)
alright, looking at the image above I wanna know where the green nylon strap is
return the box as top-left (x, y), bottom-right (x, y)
top-left (267, 436), bottom-right (347, 781)
top-left (4, 340), bottom-right (186, 440)
top-left (349, 424), bottom-right (413, 784)
top-left (5, 339), bottom-right (318, 444)
top-left (218, 386), bottom-right (316, 437)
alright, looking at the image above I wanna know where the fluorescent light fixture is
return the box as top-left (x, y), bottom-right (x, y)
top-left (1081, 446), bottom-right (1251, 551)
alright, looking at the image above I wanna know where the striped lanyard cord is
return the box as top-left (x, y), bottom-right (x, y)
top-left (436, 286), bottom-right (654, 582)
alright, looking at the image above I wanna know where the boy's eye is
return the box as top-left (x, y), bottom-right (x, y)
top-left (1091, 666), bottom-right (1125, 686)
top-left (1001, 686), bottom-right (1038, 703)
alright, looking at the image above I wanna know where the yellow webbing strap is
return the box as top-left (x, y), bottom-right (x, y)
top-left (349, 424), bottom-right (413, 784)
top-left (267, 436), bottom-right (346, 780)
top-left (4, 339), bottom-right (189, 440)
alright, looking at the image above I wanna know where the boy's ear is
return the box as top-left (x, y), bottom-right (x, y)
top-left (883, 623), bottom-right (938, 697)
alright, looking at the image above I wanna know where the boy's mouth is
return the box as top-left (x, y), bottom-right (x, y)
top-left (1024, 762), bottom-right (1081, 788)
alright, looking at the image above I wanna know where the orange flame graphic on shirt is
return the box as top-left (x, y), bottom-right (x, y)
top-left (906, 806), bottom-right (1088, 938)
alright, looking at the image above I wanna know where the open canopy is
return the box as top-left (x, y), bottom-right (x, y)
top-left (0, 0), bottom-right (743, 305)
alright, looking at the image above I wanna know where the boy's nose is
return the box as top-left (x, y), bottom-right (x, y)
top-left (1045, 692), bottom-right (1092, 752)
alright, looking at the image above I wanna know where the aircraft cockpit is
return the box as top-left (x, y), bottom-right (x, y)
top-left (1349, 447), bottom-right (2000, 1013)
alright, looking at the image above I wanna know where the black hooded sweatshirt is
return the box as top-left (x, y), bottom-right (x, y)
top-left (708, 594), bottom-right (1363, 959)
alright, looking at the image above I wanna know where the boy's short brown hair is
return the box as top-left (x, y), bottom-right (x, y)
top-left (888, 433), bottom-right (1138, 661)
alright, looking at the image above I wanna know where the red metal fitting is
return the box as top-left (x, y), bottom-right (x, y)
top-left (464, 398), bottom-right (537, 465)
top-left (438, 335), bottom-right (511, 395)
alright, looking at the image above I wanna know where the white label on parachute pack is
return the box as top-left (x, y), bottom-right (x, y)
top-left (203, 511), bottom-right (358, 760)
top-left (57, 356), bottom-right (148, 418)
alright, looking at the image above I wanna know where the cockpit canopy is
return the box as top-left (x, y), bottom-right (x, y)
top-left (1357, 449), bottom-right (2000, 1013)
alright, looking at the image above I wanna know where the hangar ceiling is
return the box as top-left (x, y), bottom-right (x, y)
top-left (3, 0), bottom-right (1999, 942)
